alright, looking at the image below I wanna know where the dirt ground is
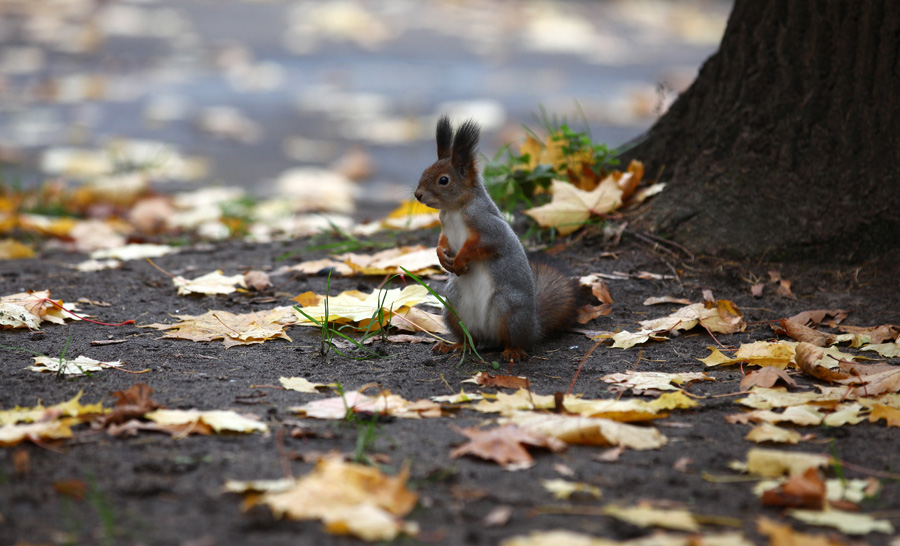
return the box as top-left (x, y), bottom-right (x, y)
top-left (1, 230), bottom-right (899, 546)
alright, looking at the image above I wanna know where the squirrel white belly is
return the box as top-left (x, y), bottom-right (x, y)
top-left (414, 115), bottom-right (579, 361)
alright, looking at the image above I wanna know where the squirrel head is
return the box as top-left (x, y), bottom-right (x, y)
top-left (415, 115), bottom-right (481, 211)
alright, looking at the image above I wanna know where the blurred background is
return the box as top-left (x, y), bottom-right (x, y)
top-left (0, 0), bottom-right (730, 227)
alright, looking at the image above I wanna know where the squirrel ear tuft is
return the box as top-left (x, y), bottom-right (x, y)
top-left (451, 119), bottom-right (480, 178)
top-left (436, 115), bottom-right (453, 160)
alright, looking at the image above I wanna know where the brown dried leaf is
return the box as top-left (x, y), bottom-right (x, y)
top-left (781, 319), bottom-right (835, 347)
top-left (838, 324), bottom-right (900, 345)
top-left (795, 343), bottom-right (852, 383)
top-left (243, 270), bottom-right (272, 291)
top-left (788, 309), bottom-right (850, 328)
top-left (450, 424), bottom-right (566, 470)
top-left (95, 383), bottom-right (161, 428)
top-left (740, 367), bottom-right (798, 391)
top-left (465, 372), bottom-right (531, 390)
top-left (761, 468), bottom-right (826, 509)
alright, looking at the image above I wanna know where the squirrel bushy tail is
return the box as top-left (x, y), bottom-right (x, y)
top-left (530, 258), bottom-right (581, 337)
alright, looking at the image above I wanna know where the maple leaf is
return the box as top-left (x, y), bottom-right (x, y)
top-left (339, 245), bottom-right (442, 277)
top-left (0, 238), bottom-right (34, 259)
top-left (450, 424), bottom-right (567, 470)
top-left (260, 458), bottom-right (419, 541)
top-left (291, 390), bottom-right (442, 419)
top-left (379, 199), bottom-right (440, 231)
top-left (173, 270), bottom-right (247, 296)
top-left (744, 423), bottom-right (804, 444)
top-left (143, 307), bottom-right (294, 348)
top-left (868, 404), bottom-right (900, 427)
top-left (601, 371), bottom-right (713, 395)
top-left (146, 409), bottom-right (267, 434)
top-left (503, 412), bottom-right (667, 450)
top-left (0, 290), bottom-right (81, 329)
top-left (640, 300), bottom-right (744, 335)
top-left (95, 383), bottom-right (161, 428)
top-left (0, 393), bottom-right (107, 446)
top-left (293, 285), bottom-right (440, 330)
top-left (523, 178), bottom-right (623, 235)
top-left (761, 467), bottom-right (827, 509)
top-left (28, 355), bottom-right (123, 375)
top-left (860, 341), bottom-right (900, 358)
top-left (740, 367), bottom-right (798, 391)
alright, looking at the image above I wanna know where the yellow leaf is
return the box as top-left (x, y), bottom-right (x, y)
top-left (339, 245), bottom-right (442, 276)
top-left (602, 504), bottom-right (699, 532)
top-left (146, 409), bottom-right (267, 434)
top-left (381, 199), bottom-right (440, 230)
top-left (503, 412), bottom-right (667, 450)
top-left (868, 404), bottom-right (900, 427)
top-left (293, 285), bottom-right (439, 327)
top-left (740, 448), bottom-right (830, 478)
top-left (143, 307), bottom-right (294, 347)
top-left (259, 456), bottom-right (418, 541)
top-left (757, 517), bottom-right (847, 546)
top-left (523, 178), bottom-right (623, 235)
top-left (279, 377), bottom-right (333, 393)
top-left (541, 479), bottom-right (601, 500)
top-left (292, 390), bottom-right (442, 419)
top-left (600, 371), bottom-right (713, 393)
top-left (0, 238), bottom-right (34, 259)
top-left (745, 423), bottom-right (804, 444)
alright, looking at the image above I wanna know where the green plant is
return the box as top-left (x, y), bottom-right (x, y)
top-left (219, 195), bottom-right (258, 238)
top-left (292, 270), bottom-right (389, 361)
top-left (483, 110), bottom-right (619, 215)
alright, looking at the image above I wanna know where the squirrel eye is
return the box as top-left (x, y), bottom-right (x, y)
top-left (438, 175), bottom-right (449, 186)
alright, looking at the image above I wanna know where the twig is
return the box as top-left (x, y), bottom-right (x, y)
top-left (567, 339), bottom-right (603, 395)
top-left (145, 258), bottom-right (175, 278)
top-left (275, 428), bottom-right (293, 480)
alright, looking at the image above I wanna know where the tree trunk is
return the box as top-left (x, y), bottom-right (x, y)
top-left (625, 0), bottom-right (900, 261)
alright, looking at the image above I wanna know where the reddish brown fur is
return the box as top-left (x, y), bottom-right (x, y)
top-left (530, 260), bottom-right (580, 335)
top-left (451, 231), bottom-right (496, 274)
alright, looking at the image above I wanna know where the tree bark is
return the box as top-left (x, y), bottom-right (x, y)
top-left (626, 0), bottom-right (900, 261)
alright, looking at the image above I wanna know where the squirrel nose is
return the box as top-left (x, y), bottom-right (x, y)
top-left (414, 189), bottom-right (423, 202)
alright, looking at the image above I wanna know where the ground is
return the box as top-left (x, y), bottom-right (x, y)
top-left (1, 230), bottom-right (898, 546)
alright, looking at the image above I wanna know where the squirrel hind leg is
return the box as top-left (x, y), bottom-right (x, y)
top-left (501, 347), bottom-right (529, 362)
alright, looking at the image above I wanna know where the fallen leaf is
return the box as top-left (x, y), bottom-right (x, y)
top-left (740, 367), bottom-right (798, 391)
top-left (789, 509), bottom-right (894, 535)
top-left (289, 258), bottom-right (354, 277)
top-left (761, 468), bottom-right (826, 509)
top-left (95, 383), bottom-right (161, 428)
top-left (502, 412), bottom-right (667, 450)
top-left (642, 296), bottom-right (691, 306)
top-left (745, 423), bottom-right (805, 444)
top-left (379, 199), bottom-right (440, 231)
top-left (601, 371), bottom-right (713, 395)
top-left (523, 178), bottom-right (623, 235)
top-left (859, 342), bottom-right (900, 358)
top-left (258, 456), bottom-right (418, 541)
top-left (143, 307), bottom-right (295, 348)
top-left (602, 503), bottom-right (699, 532)
top-left (463, 372), bottom-right (530, 390)
top-left (780, 319), bottom-right (837, 347)
top-left (146, 409), bottom-right (267, 434)
top-left (279, 377), bottom-right (333, 393)
top-left (757, 517), bottom-right (846, 546)
top-left (28, 355), bottom-right (123, 375)
top-left (740, 448), bottom-right (831, 478)
top-left (293, 285), bottom-right (440, 331)
top-left (795, 343), bottom-right (852, 382)
top-left (868, 404), bottom-right (900, 427)
top-left (292, 390), bottom-right (442, 419)
top-left (90, 243), bottom-right (178, 261)
top-left (243, 270), bottom-right (272, 291)
top-left (639, 300), bottom-right (744, 335)
top-left (0, 238), bottom-right (34, 259)
top-left (838, 324), bottom-right (899, 346)
top-left (450, 424), bottom-right (567, 470)
top-left (173, 270), bottom-right (247, 296)
top-left (541, 479), bottom-right (602, 500)
top-left (339, 245), bottom-right (442, 276)
top-left (788, 309), bottom-right (850, 328)
top-left (1, 290), bottom-right (81, 329)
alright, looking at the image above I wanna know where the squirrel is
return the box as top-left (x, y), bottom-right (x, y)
top-left (414, 115), bottom-right (580, 361)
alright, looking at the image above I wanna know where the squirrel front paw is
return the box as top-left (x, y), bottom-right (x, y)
top-left (501, 347), bottom-right (529, 362)
top-left (438, 246), bottom-right (466, 275)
